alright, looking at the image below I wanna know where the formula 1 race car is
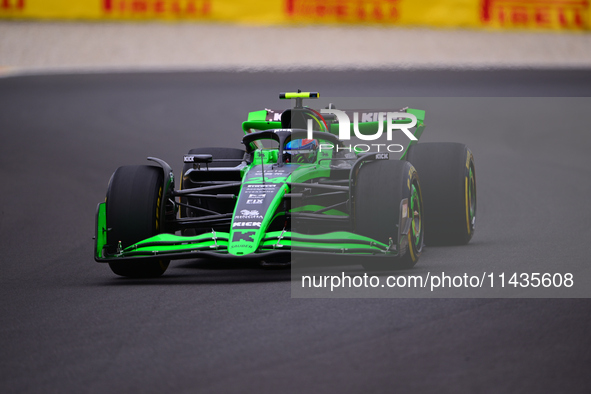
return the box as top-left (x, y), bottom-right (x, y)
top-left (94, 92), bottom-right (476, 277)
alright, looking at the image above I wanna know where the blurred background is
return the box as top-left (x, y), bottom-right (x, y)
top-left (2, 3), bottom-right (591, 394)
top-left (1, 0), bottom-right (590, 74)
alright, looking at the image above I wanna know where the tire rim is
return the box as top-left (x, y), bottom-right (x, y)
top-left (410, 183), bottom-right (422, 247)
top-left (468, 166), bottom-right (476, 225)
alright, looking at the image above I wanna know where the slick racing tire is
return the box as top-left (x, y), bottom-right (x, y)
top-left (181, 147), bottom-right (245, 225)
top-left (355, 160), bottom-right (424, 270)
top-left (105, 165), bottom-right (170, 278)
top-left (405, 142), bottom-right (476, 245)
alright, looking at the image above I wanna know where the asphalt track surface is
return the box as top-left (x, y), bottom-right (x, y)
top-left (1, 70), bottom-right (591, 393)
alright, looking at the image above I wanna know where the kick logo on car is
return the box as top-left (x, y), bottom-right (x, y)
top-left (232, 222), bottom-right (262, 228)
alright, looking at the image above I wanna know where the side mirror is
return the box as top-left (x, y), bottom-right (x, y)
top-left (183, 154), bottom-right (213, 164)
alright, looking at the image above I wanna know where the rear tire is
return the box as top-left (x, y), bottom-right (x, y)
top-left (106, 165), bottom-right (170, 278)
top-left (405, 142), bottom-right (476, 245)
top-left (354, 160), bottom-right (424, 270)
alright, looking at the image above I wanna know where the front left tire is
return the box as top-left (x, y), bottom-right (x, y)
top-left (106, 165), bottom-right (170, 278)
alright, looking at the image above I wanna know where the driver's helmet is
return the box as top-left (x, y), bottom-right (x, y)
top-left (284, 138), bottom-right (319, 164)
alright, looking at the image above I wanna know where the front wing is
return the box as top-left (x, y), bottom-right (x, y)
top-left (94, 202), bottom-right (403, 262)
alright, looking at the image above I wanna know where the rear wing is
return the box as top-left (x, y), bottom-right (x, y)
top-left (242, 107), bottom-right (425, 142)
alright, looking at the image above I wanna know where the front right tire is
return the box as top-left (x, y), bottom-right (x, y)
top-left (354, 159), bottom-right (424, 270)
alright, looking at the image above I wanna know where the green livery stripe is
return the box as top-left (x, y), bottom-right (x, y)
top-left (290, 205), bottom-right (347, 216)
top-left (406, 108), bottom-right (425, 123)
top-left (95, 202), bottom-right (107, 259)
top-left (260, 231), bottom-right (389, 253)
top-left (119, 233), bottom-right (230, 257)
top-left (100, 230), bottom-right (393, 258)
top-left (132, 232), bottom-right (229, 247)
top-left (247, 110), bottom-right (268, 122)
top-left (242, 120), bottom-right (282, 133)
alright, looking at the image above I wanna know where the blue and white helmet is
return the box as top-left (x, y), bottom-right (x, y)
top-left (284, 138), bottom-right (319, 163)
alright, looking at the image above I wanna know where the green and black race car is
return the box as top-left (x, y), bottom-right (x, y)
top-left (94, 92), bottom-right (476, 277)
